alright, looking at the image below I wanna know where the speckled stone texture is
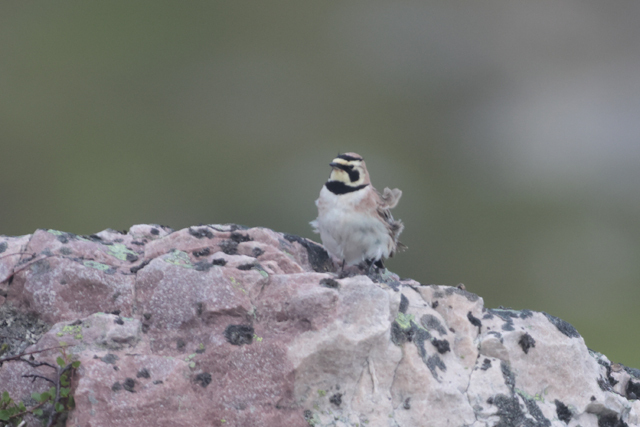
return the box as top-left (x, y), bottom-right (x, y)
top-left (1, 224), bottom-right (639, 427)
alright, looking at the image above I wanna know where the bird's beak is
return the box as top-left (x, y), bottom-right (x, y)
top-left (330, 162), bottom-right (348, 171)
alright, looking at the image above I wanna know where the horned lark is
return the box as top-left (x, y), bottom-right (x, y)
top-left (311, 152), bottom-right (405, 272)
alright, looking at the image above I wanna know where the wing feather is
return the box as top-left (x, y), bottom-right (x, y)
top-left (375, 187), bottom-right (406, 256)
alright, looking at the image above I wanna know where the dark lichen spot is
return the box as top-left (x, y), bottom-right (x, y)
top-left (500, 361), bottom-right (515, 393)
top-left (237, 263), bottom-right (256, 271)
top-left (426, 354), bottom-right (447, 380)
top-left (386, 280), bottom-right (400, 291)
top-left (519, 309), bottom-right (533, 319)
top-left (150, 228), bottom-right (160, 235)
top-left (101, 354), bottom-right (119, 365)
top-left (391, 318), bottom-right (423, 346)
top-left (189, 227), bottom-right (214, 239)
top-left (329, 393), bottom-right (342, 406)
top-left (123, 378), bottom-right (136, 393)
top-left (432, 300), bottom-right (439, 309)
top-left (252, 247), bottom-right (264, 257)
top-left (283, 234), bottom-right (333, 273)
top-left (421, 314), bottom-right (447, 336)
top-left (403, 397), bottom-right (411, 410)
top-left (230, 232), bottom-right (252, 243)
top-left (0, 241), bottom-right (7, 254)
top-left (320, 278), bottom-right (340, 289)
top-left (130, 259), bottom-right (150, 274)
top-left (111, 382), bottom-right (122, 392)
top-left (467, 312), bottom-right (482, 328)
top-left (219, 240), bottom-right (238, 255)
top-left (136, 368), bottom-right (150, 379)
top-left (399, 294), bottom-right (409, 314)
top-left (59, 247), bottom-right (72, 256)
top-left (554, 399), bottom-right (572, 424)
top-left (114, 317), bottom-right (124, 325)
top-left (431, 338), bottom-right (450, 354)
top-left (522, 396), bottom-right (551, 426)
top-left (391, 321), bottom-right (410, 346)
top-left (488, 309), bottom-right (516, 331)
top-left (303, 410), bottom-right (313, 421)
top-left (143, 313), bottom-right (152, 320)
top-left (196, 302), bottom-right (204, 316)
top-left (598, 376), bottom-right (612, 392)
top-left (625, 366), bottom-right (640, 379)
top-left (194, 261), bottom-right (213, 272)
top-left (193, 248), bottom-right (211, 257)
top-left (518, 333), bottom-right (536, 354)
top-left (125, 252), bottom-right (139, 262)
top-left (153, 380), bottom-right (163, 385)
top-left (597, 413), bottom-right (628, 427)
top-left (177, 339), bottom-right (186, 350)
top-left (110, 310), bottom-right (120, 316)
top-left (85, 234), bottom-right (103, 242)
top-left (224, 324), bottom-right (254, 346)
top-left (481, 358), bottom-right (492, 370)
top-left (444, 286), bottom-right (480, 302)
top-left (492, 394), bottom-right (525, 427)
top-left (543, 312), bottom-right (580, 338)
top-left (194, 373), bottom-right (212, 388)
top-left (212, 258), bottom-right (227, 266)
top-left (30, 259), bottom-right (51, 276)
top-left (627, 379), bottom-right (640, 400)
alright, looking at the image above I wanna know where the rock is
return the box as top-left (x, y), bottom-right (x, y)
top-left (0, 224), bottom-right (639, 427)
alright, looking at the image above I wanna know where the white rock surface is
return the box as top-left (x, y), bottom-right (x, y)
top-left (1, 225), bottom-right (639, 427)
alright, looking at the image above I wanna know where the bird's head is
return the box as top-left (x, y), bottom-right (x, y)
top-left (328, 152), bottom-right (370, 187)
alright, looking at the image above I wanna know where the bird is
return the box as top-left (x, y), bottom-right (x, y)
top-left (310, 152), bottom-right (405, 274)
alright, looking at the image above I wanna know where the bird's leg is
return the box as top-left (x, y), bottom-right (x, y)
top-left (365, 258), bottom-right (376, 276)
top-left (338, 259), bottom-right (348, 278)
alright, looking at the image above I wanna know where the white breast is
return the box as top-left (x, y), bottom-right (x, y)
top-left (311, 186), bottom-right (392, 266)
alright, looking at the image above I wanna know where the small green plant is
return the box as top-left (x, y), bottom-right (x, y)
top-left (0, 344), bottom-right (80, 427)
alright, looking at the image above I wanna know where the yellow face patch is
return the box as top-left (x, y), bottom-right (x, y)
top-left (329, 168), bottom-right (350, 183)
top-left (329, 158), bottom-right (365, 186)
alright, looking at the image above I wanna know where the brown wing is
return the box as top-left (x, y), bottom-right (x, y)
top-left (376, 187), bottom-right (406, 256)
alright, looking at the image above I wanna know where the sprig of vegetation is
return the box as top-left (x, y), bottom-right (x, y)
top-left (0, 344), bottom-right (80, 427)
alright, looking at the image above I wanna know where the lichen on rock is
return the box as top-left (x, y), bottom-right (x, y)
top-left (0, 224), bottom-right (639, 427)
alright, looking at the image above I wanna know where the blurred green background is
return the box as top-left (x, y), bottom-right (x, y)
top-left (1, 2), bottom-right (639, 367)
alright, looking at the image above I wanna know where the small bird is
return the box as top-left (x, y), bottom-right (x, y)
top-left (311, 152), bottom-right (405, 273)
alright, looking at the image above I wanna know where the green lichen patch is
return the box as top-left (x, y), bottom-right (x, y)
top-left (163, 250), bottom-right (194, 269)
top-left (229, 277), bottom-right (247, 294)
top-left (83, 260), bottom-right (112, 272)
top-left (106, 243), bottom-right (138, 261)
top-left (516, 387), bottom-right (546, 402)
top-left (395, 312), bottom-right (415, 330)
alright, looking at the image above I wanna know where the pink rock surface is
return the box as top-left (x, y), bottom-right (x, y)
top-left (1, 224), bottom-right (639, 427)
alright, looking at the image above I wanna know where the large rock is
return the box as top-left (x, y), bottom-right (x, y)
top-left (1, 224), bottom-right (639, 427)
